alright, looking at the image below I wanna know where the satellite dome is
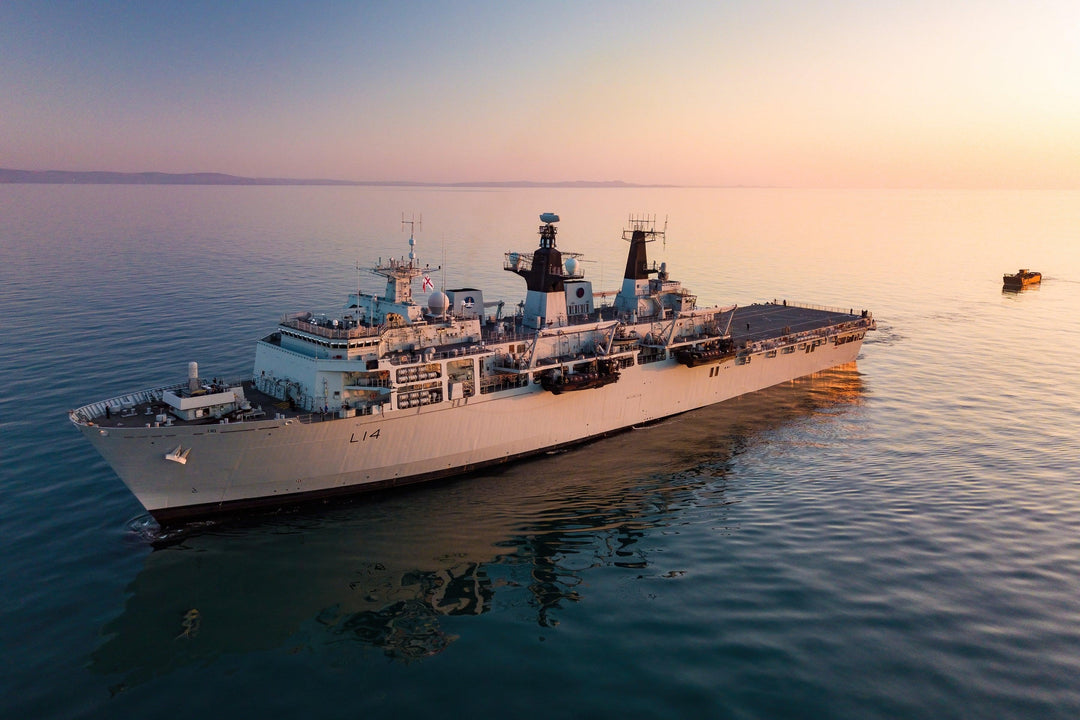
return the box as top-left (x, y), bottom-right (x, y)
top-left (428, 290), bottom-right (449, 314)
top-left (564, 257), bottom-right (580, 276)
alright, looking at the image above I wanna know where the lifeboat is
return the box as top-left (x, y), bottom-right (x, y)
top-left (675, 340), bottom-right (736, 367)
top-left (540, 360), bottom-right (620, 394)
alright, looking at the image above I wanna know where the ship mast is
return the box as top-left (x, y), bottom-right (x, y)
top-left (505, 213), bottom-right (584, 330)
top-left (614, 214), bottom-right (667, 319)
top-left (371, 214), bottom-right (431, 304)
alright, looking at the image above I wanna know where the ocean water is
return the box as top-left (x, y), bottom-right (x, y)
top-left (3, 185), bottom-right (1080, 719)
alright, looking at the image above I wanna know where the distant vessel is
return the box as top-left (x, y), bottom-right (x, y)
top-left (70, 213), bottom-right (875, 523)
top-left (1003, 268), bottom-right (1041, 289)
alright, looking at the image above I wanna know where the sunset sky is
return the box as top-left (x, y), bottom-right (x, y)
top-left (2, 1), bottom-right (1078, 188)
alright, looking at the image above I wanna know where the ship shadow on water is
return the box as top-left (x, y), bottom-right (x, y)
top-left (89, 365), bottom-right (865, 692)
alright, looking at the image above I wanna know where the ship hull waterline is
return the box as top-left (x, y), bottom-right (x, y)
top-left (79, 339), bottom-right (864, 523)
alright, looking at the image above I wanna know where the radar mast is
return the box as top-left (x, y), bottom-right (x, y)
top-left (371, 214), bottom-right (435, 304)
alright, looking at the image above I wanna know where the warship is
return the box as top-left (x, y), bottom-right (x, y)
top-left (70, 213), bottom-right (875, 523)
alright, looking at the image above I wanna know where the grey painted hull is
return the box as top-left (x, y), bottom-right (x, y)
top-left (78, 337), bottom-right (864, 522)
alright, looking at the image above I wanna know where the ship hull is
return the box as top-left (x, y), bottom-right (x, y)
top-left (79, 338), bottom-right (864, 523)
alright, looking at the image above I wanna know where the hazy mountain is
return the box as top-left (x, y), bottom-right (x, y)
top-left (0, 168), bottom-right (662, 188)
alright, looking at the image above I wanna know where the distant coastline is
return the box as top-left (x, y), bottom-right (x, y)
top-left (0, 168), bottom-right (673, 189)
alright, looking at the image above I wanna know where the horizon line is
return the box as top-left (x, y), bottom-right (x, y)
top-left (0, 168), bottom-right (688, 189)
top-left (1, 168), bottom-right (1075, 191)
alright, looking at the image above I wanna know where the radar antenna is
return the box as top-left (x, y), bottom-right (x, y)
top-left (368, 213), bottom-right (438, 304)
top-left (623, 213), bottom-right (668, 250)
top-left (401, 213), bottom-right (423, 262)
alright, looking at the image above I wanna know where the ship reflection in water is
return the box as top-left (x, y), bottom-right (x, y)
top-left (321, 561), bottom-right (491, 659)
top-left (90, 364), bottom-right (866, 688)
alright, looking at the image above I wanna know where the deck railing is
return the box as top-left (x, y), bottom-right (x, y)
top-left (772, 300), bottom-right (871, 317)
top-left (71, 377), bottom-right (250, 423)
top-left (280, 317), bottom-right (384, 340)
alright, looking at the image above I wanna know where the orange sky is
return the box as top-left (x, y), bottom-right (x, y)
top-left (2, 1), bottom-right (1077, 188)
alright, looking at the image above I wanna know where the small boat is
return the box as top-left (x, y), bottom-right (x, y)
top-left (675, 339), bottom-right (737, 367)
top-left (1003, 269), bottom-right (1041, 289)
top-left (539, 360), bottom-right (621, 394)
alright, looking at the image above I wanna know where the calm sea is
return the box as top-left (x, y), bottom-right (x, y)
top-left (3, 186), bottom-right (1080, 719)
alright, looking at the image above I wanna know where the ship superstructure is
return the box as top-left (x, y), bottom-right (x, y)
top-left (70, 213), bottom-right (875, 523)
